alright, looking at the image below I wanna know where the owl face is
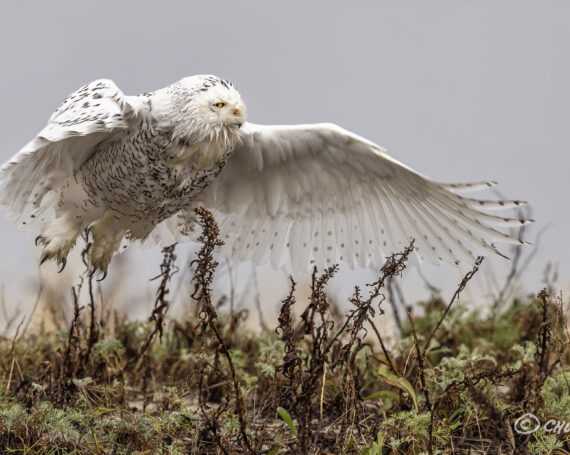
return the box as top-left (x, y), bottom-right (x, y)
top-left (182, 76), bottom-right (246, 131)
top-left (204, 84), bottom-right (246, 128)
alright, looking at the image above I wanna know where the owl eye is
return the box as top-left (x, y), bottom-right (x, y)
top-left (214, 102), bottom-right (225, 108)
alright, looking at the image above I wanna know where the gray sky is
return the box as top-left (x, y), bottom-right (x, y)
top-left (0, 0), bottom-right (569, 318)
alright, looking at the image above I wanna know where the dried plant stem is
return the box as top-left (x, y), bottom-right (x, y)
top-left (132, 244), bottom-right (178, 369)
top-left (536, 289), bottom-right (551, 383)
top-left (408, 256), bottom-right (482, 455)
top-left (409, 309), bottom-right (436, 455)
top-left (319, 361), bottom-right (327, 421)
top-left (407, 311), bottom-right (432, 412)
top-left (83, 268), bottom-right (98, 366)
top-left (367, 316), bottom-right (400, 376)
top-left (192, 207), bottom-right (256, 455)
top-left (423, 256), bottom-right (483, 354)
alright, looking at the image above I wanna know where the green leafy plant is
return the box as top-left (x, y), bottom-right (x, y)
top-left (277, 406), bottom-right (297, 437)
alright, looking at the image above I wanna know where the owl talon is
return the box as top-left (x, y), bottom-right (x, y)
top-left (89, 267), bottom-right (97, 277)
top-left (96, 270), bottom-right (107, 282)
top-left (58, 258), bottom-right (67, 273)
top-left (40, 253), bottom-right (51, 265)
top-left (35, 235), bottom-right (43, 246)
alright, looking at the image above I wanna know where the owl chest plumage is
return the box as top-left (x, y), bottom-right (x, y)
top-left (76, 126), bottom-right (231, 224)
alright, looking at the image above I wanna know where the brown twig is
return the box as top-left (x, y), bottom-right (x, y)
top-left (407, 316), bottom-right (429, 400)
top-left (326, 241), bottom-right (415, 357)
top-left (536, 289), bottom-right (551, 383)
top-left (367, 316), bottom-right (400, 376)
top-left (191, 207), bottom-right (256, 455)
top-left (423, 256), bottom-right (483, 355)
top-left (407, 311), bottom-right (433, 454)
top-left (131, 244), bottom-right (178, 369)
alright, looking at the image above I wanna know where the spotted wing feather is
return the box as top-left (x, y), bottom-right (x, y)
top-left (180, 122), bottom-right (531, 271)
top-left (0, 79), bottom-right (136, 227)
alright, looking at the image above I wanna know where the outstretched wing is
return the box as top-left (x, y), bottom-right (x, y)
top-left (189, 122), bottom-right (531, 271)
top-left (0, 79), bottom-right (138, 228)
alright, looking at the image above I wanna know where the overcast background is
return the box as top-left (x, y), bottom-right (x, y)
top-left (0, 1), bottom-right (568, 325)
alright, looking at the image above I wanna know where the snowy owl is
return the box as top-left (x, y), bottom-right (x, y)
top-left (0, 75), bottom-right (531, 277)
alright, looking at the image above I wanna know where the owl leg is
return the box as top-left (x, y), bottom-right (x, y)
top-left (88, 211), bottom-right (127, 277)
top-left (37, 212), bottom-right (84, 271)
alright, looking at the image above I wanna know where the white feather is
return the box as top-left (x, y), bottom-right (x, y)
top-left (192, 122), bottom-right (531, 271)
top-left (0, 79), bottom-right (138, 225)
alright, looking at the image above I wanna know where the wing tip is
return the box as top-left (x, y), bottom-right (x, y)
top-left (442, 180), bottom-right (498, 192)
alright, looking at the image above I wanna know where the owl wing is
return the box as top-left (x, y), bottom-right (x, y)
top-left (169, 122), bottom-right (532, 271)
top-left (0, 79), bottom-right (139, 228)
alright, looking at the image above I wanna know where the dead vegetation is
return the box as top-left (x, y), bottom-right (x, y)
top-left (0, 208), bottom-right (568, 454)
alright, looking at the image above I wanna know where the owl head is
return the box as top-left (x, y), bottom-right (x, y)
top-left (179, 75), bottom-right (246, 133)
